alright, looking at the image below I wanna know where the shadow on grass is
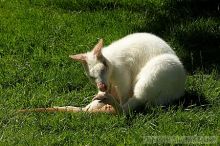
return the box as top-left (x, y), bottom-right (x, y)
top-left (124, 90), bottom-right (210, 124)
top-left (131, 0), bottom-right (220, 72)
top-left (128, 90), bottom-right (210, 117)
top-left (171, 90), bottom-right (210, 109)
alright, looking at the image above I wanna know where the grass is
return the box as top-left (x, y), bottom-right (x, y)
top-left (0, 0), bottom-right (220, 145)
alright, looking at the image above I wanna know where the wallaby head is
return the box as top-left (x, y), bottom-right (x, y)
top-left (70, 39), bottom-right (111, 92)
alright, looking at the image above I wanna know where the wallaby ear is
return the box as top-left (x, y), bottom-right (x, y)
top-left (69, 54), bottom-right (87, 63)
top-left (93, 39), bottom-right (104, 58)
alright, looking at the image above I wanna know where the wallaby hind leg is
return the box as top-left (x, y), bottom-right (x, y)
top-left (123, 54), bottom-right (186, 113)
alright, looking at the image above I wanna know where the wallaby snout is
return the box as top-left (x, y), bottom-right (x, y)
top-left (97, 82), bottom-right (107, 92)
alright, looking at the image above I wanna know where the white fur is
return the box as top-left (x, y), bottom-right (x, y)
top-left (75, 33), bottom-right (186, 113)
top-left (98, 33), bottom-right (186, 113)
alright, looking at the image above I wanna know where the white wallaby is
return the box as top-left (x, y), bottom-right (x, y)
top-left (19, 33), bottom-right (186, 115)
top-left (70, 32), bottom-right (186, 114)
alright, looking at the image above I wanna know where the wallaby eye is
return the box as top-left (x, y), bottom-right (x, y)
top-left (100, 67), bottom-right (106, 74)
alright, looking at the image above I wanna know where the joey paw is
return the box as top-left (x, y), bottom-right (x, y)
top-left (92, 92), bottom-right (113, 105)
top-left (93, 92), bottom-right (107, 101)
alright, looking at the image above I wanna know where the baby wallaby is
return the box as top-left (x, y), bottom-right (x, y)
top-left (19, 33), bottom-right (185, 115)
top-left (70, 33), bottom-right (186, 114)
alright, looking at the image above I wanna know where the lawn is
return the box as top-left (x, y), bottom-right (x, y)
top-left (0, 0), bottom-right (220, 145)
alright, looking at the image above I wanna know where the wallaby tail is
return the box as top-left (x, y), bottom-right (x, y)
top-left (18, 106), bottom-right (116, 114)
top-left (18, 106), bottom-right (82, 113)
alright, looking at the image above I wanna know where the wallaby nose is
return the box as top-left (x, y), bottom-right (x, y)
top-left (97, 82), bottom-right (107, 92)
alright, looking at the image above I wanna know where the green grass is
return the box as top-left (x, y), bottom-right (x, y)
top-left (0, 0), bottom-right (220, 145)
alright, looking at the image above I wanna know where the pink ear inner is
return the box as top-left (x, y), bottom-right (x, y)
top-left (69, 54), bottom-right (87, 63)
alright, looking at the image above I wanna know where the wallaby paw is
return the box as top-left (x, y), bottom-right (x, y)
top-left (93, 92), bottom-right (114, 106)
top-left (92, 92), bottom-right (107, 101)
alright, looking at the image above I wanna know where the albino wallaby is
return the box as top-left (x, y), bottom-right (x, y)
top-left (19, 33), bottom-right (186, 115)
